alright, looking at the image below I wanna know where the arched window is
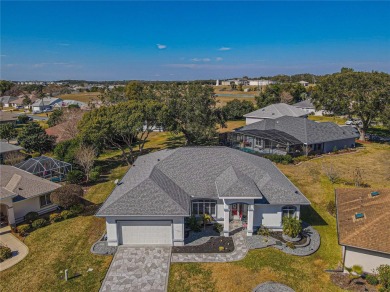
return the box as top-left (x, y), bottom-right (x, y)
top-left (192, 200), bottom-right (217, 216)
top-left (282, 205), bottom-right (297, 218)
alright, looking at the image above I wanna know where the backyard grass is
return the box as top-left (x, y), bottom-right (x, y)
top-left (218, 120), bottom-right (245, 133)
top-left (168, 142), bottom-right (390, 292)
top-left (308, 115), bottom-right (347, 125)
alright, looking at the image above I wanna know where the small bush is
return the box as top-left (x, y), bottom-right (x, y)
top-left (17, 224), bottom-right (31, 236)
top-left (366, 274), bottom-right (379, 286)
top-left (377, 264), bottom-right (390, 291)
top-left (285, 241), bottom-right (296, 249)
top-left (31, 218), bottom-right (47, 229)
top-left (50, 184), bottom-right (83, 209)
top-left (326, 201), bottom-right (336, 217)
top-left (263, 154), bottom-right (293, 165)
top-left (213, 223), bottom-right (223, 233)
top-left (89, 171), bottom-right (100, 182)
top-left (257, 225), bottom-right (271, 237)
top-left (25, 211), bottom-right (39, 223)
top-left (66, 170), bottom-right (84, 184)
top-left (61, 210), bottom-right (75, 220)
top-left (293, 156), bottom-right (311, 164)
top-left (17, 114), bottom-right (30, 124)
top-left (282, 216), bottom-right (302, 238)
top-left (49, 213), bottom-right (62, 223)
top-left (188, 215), bottom-right (201, 232)
top-left (70, 204), bottom-right (84, 215)
top-left (0, 246), bottom-right (12, 262)
top-left (218, 246), bottom-right (225, 252)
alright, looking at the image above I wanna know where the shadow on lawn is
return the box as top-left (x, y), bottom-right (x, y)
top-left (165, 135), bottom-right (185, 149)
top-left (301, 205), bottom-right (328, 226)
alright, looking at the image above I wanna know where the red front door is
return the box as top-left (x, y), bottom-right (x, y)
top-left (232, 204), bottom-right (238, 216)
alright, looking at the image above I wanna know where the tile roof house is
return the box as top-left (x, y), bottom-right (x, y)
top-left (226, 116), bottom-right (359, 155)
top-left (0, 165), bottom-right (61, 226)
top-left (96, 147), bottom-right (310, 246)
top-left (243, 103), bottom-right (308, 125)
top-left (336, 188), bottom-right (390, 273)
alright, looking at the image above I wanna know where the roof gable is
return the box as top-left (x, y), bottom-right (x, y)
top-left (244, 103), bottom-right (308, 119)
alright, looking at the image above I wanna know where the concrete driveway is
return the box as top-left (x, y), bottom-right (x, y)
top-left (100, 246), bottom-right (171, 292)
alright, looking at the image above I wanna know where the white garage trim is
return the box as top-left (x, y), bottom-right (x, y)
top-left (118, 220), bottom-right (173, 246)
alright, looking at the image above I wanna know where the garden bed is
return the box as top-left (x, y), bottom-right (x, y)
top-left (172, 236), bottom-right (234, 253)
top-left (268, 231), bottom-right (308, 246)
top-left (330, 272), bottom-right (377, 292)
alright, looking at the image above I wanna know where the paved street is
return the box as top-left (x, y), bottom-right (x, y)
top-left (100, 246), bottom-right (171, 292)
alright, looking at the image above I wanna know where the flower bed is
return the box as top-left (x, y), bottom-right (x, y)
top-left (172, 236), bottom-right (234, 253)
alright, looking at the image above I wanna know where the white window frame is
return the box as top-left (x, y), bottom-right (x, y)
top-left (192, 200), bottom-right (217, 217)
top-left (40, 194), bottom-right (52, 208)
top-left (282, 205), bottom-right (296, 218)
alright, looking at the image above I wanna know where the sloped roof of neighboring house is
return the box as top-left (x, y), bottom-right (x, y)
top-left (238, 116), bottom-right (359, 145)
top-left (244, 103), bottom-right (308, 119)
top-left (97, 147), bottom-right (310, 217)
top-left (0, 111), bottom-right (18, 123)
top-left (336, 188), bottom-right (390, 254)
top-left (0, 96), bottom-right (18, 104)
top-left (0, 142), bottom-right (23, 154)
top-left (293, 99), bottom-right (315, 109)
top-left (45, 123), bottom-right (68, 143)
top-left (31, 97), bottom-right (63, 107)
top-left (0, 165), bottom-right (61, 201)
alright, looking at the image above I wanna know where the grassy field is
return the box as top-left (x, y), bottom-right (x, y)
top-left (308, 115), bottom-right (348, 125)
top-left (58, 92), bottom-right (101, 103)
top-left (168, 142), bottom-right (390, 292)
top-left (218, 120), bottom-right (246, 133)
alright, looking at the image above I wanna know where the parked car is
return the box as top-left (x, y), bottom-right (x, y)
top-left (33, 110), bottom-right (42, 114)
top-left (345, 120), bottom-right (354, 125)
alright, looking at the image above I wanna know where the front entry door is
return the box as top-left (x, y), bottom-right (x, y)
top-left (231, 204), bottom-right (241, 220)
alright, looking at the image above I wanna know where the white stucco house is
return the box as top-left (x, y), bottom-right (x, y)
top-left (31, 97), bottom-right (63, 112)
top-left (336, 188), bottom-right (390, 273)
top-left (96, 147), bottom-right (310, 247)
top-left (244, 103), bottom-right (308, 125)
top-left (0, 165), bottom-right (61, 226)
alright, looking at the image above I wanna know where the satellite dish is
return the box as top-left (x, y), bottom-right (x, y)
top-left (114, 179), bottom-right (119, 185)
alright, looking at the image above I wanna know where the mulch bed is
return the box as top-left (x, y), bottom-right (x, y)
top-left (330, 272), bottom-right (377, 292)
top-left (269, 232), bottom-right (308, 246)
top-left (172, 237), bottom-right (234, 253)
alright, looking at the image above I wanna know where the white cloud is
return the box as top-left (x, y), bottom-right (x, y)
top-left (156, 44), bottom-right (167, 49)
top-left (191, 58), bottom-right (211, 62)
top-left (218, 47), bottom-right (231, 51)
top-left (216, 57), bottom-right (223, 61)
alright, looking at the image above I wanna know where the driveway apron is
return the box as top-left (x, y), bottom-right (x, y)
top-left (100, 246), bottom-right (171, 292)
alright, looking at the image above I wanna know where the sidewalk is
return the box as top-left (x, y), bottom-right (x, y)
top-left (0, 226), bottom-right (29, 272)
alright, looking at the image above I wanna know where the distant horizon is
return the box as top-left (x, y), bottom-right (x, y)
top-left (2, 1), bottom-right (389, 81)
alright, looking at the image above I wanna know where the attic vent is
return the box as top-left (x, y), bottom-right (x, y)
top-left (371, 191), bottom-right (380, 197)
top-left (355, 213), bottom-right (364, 219)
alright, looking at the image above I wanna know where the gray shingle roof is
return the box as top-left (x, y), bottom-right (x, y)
top-left (293, 99), bottom-right (315, 109)
top-left (97, 147), bottom-right (310, 217)
top-left (0, 142), bottom-right (23, 154)
top-left (0, 165), bottom-right (61, 200)
top-left (244, 103), bottom-right (308, 119)
top-left (0, 96), bottom-right (18, 104)
top-left (239, 116), bottom-right (359, 144)
top-left (31, 98), bottom-right (62, 107)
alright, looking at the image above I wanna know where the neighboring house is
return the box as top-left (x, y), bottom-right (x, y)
top-left (0, 142), bottom-right (24, 164)
top-left (248, 80), bottom-right (276, 86)
top-left (0, 96), bottom-right (18, 108)
top-left (96, 147), bottom-right (310, 247)
top-left (221, 79), bottom-right (249, 86)
top-left (336, 188), bottom-right (390, 273)
top-left (45, 123), bottom-right (69, 143)
top-left (31, 97), bottom-right (63, 112)
top-left (298, 81), bottom-right (309, 87)
top-left (0, 111), bottom-right (18, 124)
top-left (0, 165), bottom-right (61, 226)
top-left (293, 99), bottom-right (330, 116)
top-left (244, 103), bottom-right (308, 125)
top-left (53, 99), bottom-right (87, 109)
top-left (224, 116), bottom-right (359, 155)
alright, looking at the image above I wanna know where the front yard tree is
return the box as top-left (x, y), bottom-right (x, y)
top-left (47, 109), bottom-right (63, 127)
top-left (312, 70), bottom-right (390, 141)
top-left (163, 83), bottom-right (221, 145)
top-left (50, 184), bottom-right (83, 209)
top-left (79, 100), bottom-right (162, 165)
top-left (0, 123), bottom-right (17, 142)
top-left (17, 122), bottom-right (55, 154)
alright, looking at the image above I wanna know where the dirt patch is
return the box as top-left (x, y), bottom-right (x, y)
top-left (172, 237), bottom-right (234, 253)
top-left (330, 272), bottom-right (377, 292)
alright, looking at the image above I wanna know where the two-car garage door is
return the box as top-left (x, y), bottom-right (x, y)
top-left (119, 221), bottom-right (173, 245)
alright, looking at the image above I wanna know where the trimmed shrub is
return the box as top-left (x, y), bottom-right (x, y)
top-left (17, 114), bottom-right (30, 124)
top-left (89, 171), bottom-right (100, 183)
top-left (282, 216), bottom-right (302, 238)
top-left (61, 210), bottom-right (75, 220)
top-left (50, 184), bottom-right (83, 209)
top-left (286, 241), bottom-right (296, 249)
top-left (70, 204), bottom-right (84, 215)
top-left (257, 225), bottom-right (271, 237)
top-left (188, 215), bottom-right (201, 232)
top-left (25, 211), bottom-right (39, 223)
top-left (31, 218), bottom-right (47, 229)
top-left (263, 154), bottom-right (293, 165)
top-left (366, 274), bottom-right (379, 286)
top-left (49, 213), bottom-right (62, 223)
top-left (66, 170), bottom-right (84, 184)
top-left (17, 224), bottom-right (31, 236)
top-left (0, 246), bottom-right (12, 262)
top-left (377, 264), bottom-right (390, 291)
top-left (213, 223), bottom-right (223, 233)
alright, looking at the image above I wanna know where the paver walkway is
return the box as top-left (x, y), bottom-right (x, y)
top-left (253, 281), bottom-right (295, 292)
top-left (100, 246), bottom-right (171, 292)
top-left (171, 231), bottom-right (248, 263)
top-left (0, 226), bottom-right (29, 272)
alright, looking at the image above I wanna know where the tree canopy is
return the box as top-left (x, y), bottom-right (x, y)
top-left (222, 99), bottom-right (255, 120)
top-left (0, 123), bottom-right (17, 143)
top-left (255, 83), bottom-right (307, 108)
top-left (17, 122), bottom-right (55, 154)
top-left (312, 70), bottom-right (390, 140)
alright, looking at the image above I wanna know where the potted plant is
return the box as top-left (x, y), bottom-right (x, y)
top-left (282, 216), bottom-right (302, 242)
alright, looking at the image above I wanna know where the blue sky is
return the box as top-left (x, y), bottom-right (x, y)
top-left (1, 1), bottom-right (389, 81)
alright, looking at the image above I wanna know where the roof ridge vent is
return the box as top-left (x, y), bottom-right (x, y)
top-left (370, 191), bottom-right (380, 198)
top-left (353, 212), bottom-right (365, 221)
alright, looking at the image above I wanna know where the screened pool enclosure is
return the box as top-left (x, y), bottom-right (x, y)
top-left (15, 156), bottom-right (72, 182)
